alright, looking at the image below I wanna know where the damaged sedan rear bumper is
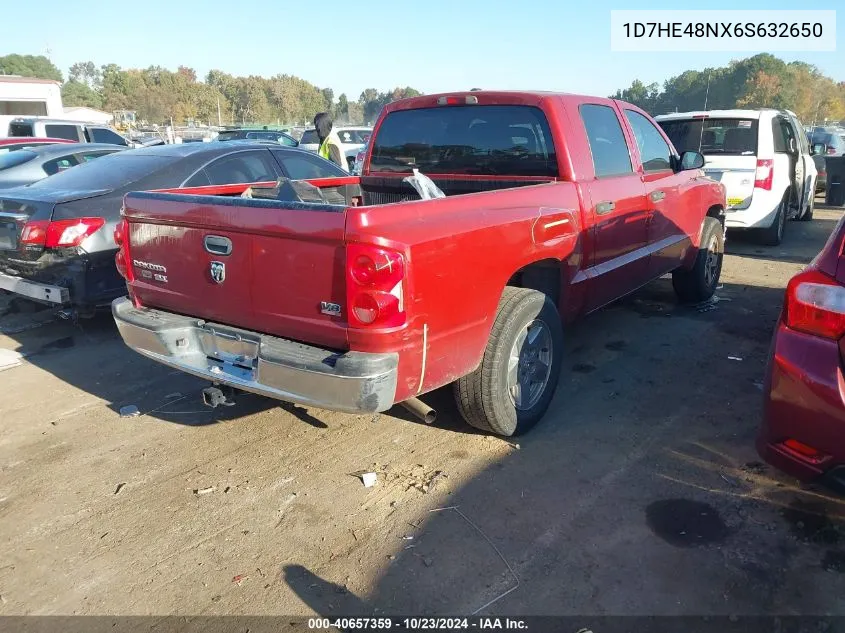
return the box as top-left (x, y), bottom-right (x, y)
top-left (0, 271), bottom-right (70, 304)
top-left (112, 297), bottom-right (399, 414)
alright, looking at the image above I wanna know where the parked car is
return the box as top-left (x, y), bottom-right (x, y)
top-left (298, 128), bottom-right (321, 152)
top-left (657, 109), bottom-right (817, 246)
top-left (299, 126), bottom-right (373, 171)
top-left (0, 137), bottom-right (74, 154)
top-left (216, 128), bottom-right (298, 147)
top-left (7, 117), bottom-right (132, 147)
top-left (111, 91), bottom-right (725, 437)
top-left (0, 142), bottom-right (348, 316)
top-left (757, 214), bottom-right (845, 491)
top-left (813, 154), bottom-right (827, 193)
top-left (351, 142), bottom-right (368, 175)
top-left (0, 143), bottom-right (123, 189)
top-left (808, 131), bottom-right (845, 157)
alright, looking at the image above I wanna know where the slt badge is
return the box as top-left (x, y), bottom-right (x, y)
top-left (210, 261), bottom-right (226, 284)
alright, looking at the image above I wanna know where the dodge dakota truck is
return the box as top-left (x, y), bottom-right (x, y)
top-left (111, 91), bottom-right (726, 436)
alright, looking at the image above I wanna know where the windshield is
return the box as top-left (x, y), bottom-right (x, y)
top-left (23, 153), bottom-right (177, 191)
top-left (0, 151), bottom-right (36, 171)
top-left (336, 129), bottom-right (371, 144)
top-left (369, 105), bottom-right (558, 176)
top-left (659, 118), bottom-right (759, 156)
top-left (300, 130), bottom-right (320, 144)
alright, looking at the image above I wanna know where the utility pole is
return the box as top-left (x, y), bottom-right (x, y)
top-left (217, 97), bottom-right (222, 127)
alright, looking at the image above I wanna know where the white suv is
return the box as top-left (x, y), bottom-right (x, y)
top-left (656, 109), bottom-right (817, 245)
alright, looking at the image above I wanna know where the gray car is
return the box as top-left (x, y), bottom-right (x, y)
top-left (0, 143), bottom-right (124, 189)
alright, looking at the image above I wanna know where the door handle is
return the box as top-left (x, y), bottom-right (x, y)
top-left (595, 201), bottom-right (615, 215)
top-left (649, 190), bottom-right (666, 202)
top-left (204, 235), bottom-right (233, 256)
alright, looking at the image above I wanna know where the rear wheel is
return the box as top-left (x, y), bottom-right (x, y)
top-left (672, 217), bottom-right (724, 304)
top-left (759, 197), bottom-right (787, 245)
top-left (454, 287), bottom-right (563, 437)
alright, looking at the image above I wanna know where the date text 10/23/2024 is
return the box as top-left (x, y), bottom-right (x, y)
top-left (307, 617), bottom-right (530, 630)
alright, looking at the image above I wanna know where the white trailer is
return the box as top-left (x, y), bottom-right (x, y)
top-left (0, 76), bottom-right (63, 136)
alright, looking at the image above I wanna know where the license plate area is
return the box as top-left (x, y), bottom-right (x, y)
top-left (0, 219), bottom-right (19, 250)
top-left (198, 325), bottom-right (259, 371)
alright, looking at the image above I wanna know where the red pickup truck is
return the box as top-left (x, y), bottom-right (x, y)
top-left (112, 91), bottom-right (726, 436)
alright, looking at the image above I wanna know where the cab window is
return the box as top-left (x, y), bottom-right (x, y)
top-left (579, 104), bottom-right (633, 178)
top-left (624, 110), bottom-right (672, 172)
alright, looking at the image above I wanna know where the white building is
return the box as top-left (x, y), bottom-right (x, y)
top-left (62, 106), bottom-right (113, 125)
top-left (0, 76), bottom-right (63, 136)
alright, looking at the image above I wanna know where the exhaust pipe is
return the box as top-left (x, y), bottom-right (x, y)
top-left (400, 397), bottom-right (437, 424)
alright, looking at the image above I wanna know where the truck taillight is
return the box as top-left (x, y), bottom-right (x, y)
top-left (754, 159), bottom-right (774, 190)
top-left (784, 269), bottom-right (845, 340)
top-left (114, 218), bottom-right (133, 281)
top-left (20, 217), bottom-right (105, 248)
top-left (346, 244), bottom-right (406, 327)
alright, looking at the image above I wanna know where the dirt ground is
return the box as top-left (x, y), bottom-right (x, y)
top-left (2, 201), bottom-right (845, 618)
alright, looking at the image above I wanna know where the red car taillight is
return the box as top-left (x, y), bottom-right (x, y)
top-left (827, 147), bottom-right (836, 155)
top-left (113, 218), bottom-right (133, 281)
top-left (20, 217), bottom-right (105, 248)
top-left (346, 243), bottom-right (406, 328)
top-left (784, 269), bottom-right (845, 339)
top-left (754, 159), bottom-right (774, 190)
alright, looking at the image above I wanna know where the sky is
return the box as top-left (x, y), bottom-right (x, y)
top-left (3, 0), bottom-right (842, 99)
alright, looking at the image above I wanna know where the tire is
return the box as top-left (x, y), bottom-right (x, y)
top-left (453, 287), bottom-right (563, 437)
top-left (797, 193), bottom-right (814, 222)
top-left (672, 217), bottom-right (724, 304)
top-left (759, 197), bottom-right (786, 246)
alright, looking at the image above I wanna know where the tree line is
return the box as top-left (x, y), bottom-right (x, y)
top-left (3, 52), bottom-right (844, 128)
top-left (612, 53), bottom-right (845, 124)
top-left (0, 54), bottom-right (421, 127)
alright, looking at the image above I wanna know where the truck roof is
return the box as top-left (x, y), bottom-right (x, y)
top-left (655, 109), bottom-right (794, 121)
top-left (385, 90), bottom-right (625, 113)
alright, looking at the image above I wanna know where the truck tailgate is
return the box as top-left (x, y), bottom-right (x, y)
top-left (123, 191), bottom-right (349, 350)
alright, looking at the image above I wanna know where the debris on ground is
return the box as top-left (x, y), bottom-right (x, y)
top-left (401, 535), bottom-right (414, 540)
top-left (232, 574), bottom-right (248, 586)
top-left (114, 482), bottom-right (126, 495)
top-left (119, 405), bottom-right (140, 417)
top-left (741, 462), bottom-right (767, 475)
top-left (164, 392), bottom-right (183, 400)
top-left (361, 472), bottom-right (377, 488)
top-left (194, 486), bottom-right (216, 496)
top-left (728, 356), bottom-right (743, 361)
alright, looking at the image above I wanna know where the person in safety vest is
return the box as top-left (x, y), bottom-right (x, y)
top-left (314, 112), bottom-right (345, 170)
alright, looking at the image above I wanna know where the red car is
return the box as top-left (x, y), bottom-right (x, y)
top-left (0, 137), bottom-right (74, 153)
top-left (758, 214), bottom-right (845, 488)
top-left (111, 91), bottom-right (726, 436)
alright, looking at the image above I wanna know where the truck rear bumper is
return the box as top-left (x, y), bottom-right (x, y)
top-left (112, 297), bottom-right (398, 414)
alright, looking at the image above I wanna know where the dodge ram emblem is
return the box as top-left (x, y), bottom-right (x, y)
top-left (210, 261), bottom-right (226, 284)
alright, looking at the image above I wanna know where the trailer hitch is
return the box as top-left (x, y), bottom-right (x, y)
top-left (201, 385), bottom-right (237, 408)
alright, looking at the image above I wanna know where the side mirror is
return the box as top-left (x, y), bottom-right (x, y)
top-left (812, 143), bottom-right (825, 156)
top-left (679, 150), bottom-right (705, 171)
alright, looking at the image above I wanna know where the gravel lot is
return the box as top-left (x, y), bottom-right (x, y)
top-left (2, 201), bottom-right (845, 617)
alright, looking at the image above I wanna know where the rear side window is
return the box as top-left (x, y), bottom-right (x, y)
top-left (43, 155), bottom-right (80, 175)
top-left (44, 125), bottom-right (80, 141)
top-left (216, 131), bottom-right (242, 141)
top-left (201, 150), bottom-right (280, 185)
top-left (273, 151), bottom-right (346, 180)
top-left (659, 118), bottom-right (759, 156)
top-left (624, 110), bottom-right (672, 172)
top-left (89, 128), bottom-right (127, 145)
top-left (579, 104), bottom-right (632, 178)
top-left (8, 122), bottom-right (34, 137)
top-left (300, 130), bottom-right (320, 144)
top-left (370, 105), bottom-right (558, 177)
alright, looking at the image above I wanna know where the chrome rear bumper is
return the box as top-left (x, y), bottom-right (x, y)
top-left (0, 272), bottom-right (69, 304)
top-left (112, 297), bottom-right (398, 414)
